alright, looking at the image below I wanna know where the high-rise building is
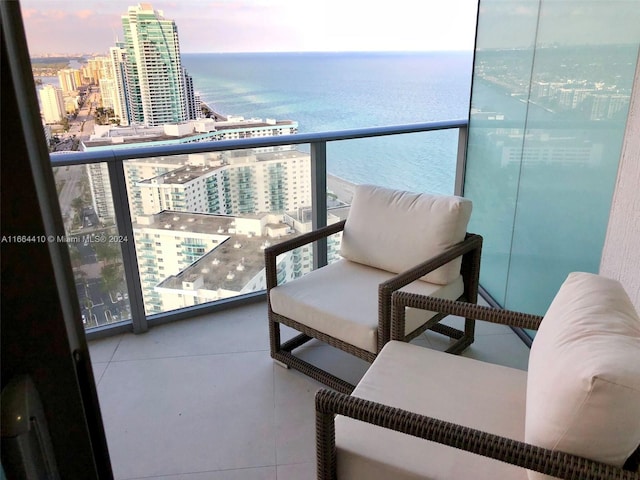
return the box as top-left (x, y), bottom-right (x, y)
top-left (183, 67), bottom-right (199, 120)
top-left (57, 68), bottom-right (82, 94)
top-left (39, 84), bottom-right (65, 123)
top-left (132, 209), bottom-right (343, 314)
top-left (98, 58), bottom-right (117, 112)
top-left (85, 57), bottom-right (108, 85)
top-left (83, 118), bottom-right (301, 223)
top-left (134, 149), bottom-right (312, 217)
top-left (120, 3), bottom-right (190, 126)
top-left (107, 44), bottom-right (130, 125)
top-left (85, 163), bottom-right (116, 222)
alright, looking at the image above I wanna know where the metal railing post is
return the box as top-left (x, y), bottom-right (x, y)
top-left (311, 141), bottom-right (328, 269)
top-left (455, 125), bottom-right (468, 197)
top-left (107, 158), bottom-right (148, 333)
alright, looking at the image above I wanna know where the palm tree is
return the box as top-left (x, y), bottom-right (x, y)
top-left (94, 242), bottom-right (120, 265)
top-left (100, 263), bottom-right (122, 295)
top-left (68, 244), bottom-right (83, 268)
top-left (70, 196), bottom-right (84, 227)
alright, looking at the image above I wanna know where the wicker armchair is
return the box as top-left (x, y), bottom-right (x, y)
top-left (265, 184), bottom-right (482, 393)
top-left (316, 272), bottom-right (640, 479)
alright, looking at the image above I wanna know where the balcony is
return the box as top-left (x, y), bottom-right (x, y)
top-left (89, 298), bottom-right (530, 479)
top-left (61, 120), bottom-right (513, 479)
top-left (3, 2), bottom-right (638, 477)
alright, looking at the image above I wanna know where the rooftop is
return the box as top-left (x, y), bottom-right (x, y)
top-left (138, 211), bottom-right (295, 291)
top-left (141, 163), bottom-right (221, 185)
top-left (138, 210), bottom-right (229, 232)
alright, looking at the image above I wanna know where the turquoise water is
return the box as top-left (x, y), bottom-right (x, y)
top-left (181, 51), bottom-right (474, 194)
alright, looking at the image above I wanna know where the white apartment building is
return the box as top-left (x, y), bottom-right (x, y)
top-left (99, 77), bottom-right (117, 112)
top-left (84, 120), bottom-right (302, 226)
top-left (57, 68), bottom-right (82, 94)
top-left (39, 84), bottom-right (65, 124)
top-left (135, 149), bottom-right (312, 217)
top-left (137, 162), bottom-right (220, 216)
top-left (136, 209), bottom-right (344, 314)
top-left (82, 118), bottom-right (298, 150)
top-left (133, 211), bottom-right (294, 313)
top-left (86, 163), bottom-right (115, 222)
top-left (84, 57), bottom-right (107, 85)
top-left (124, 154), bottom-right (191, 219)
top-left (107, 45), bottom-right (130, 125)
top-left (98, 55), bottom-right (118, 113)
top-left (198, 116), bottom-right (299, 140)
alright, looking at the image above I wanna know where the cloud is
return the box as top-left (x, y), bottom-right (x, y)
top-left (47, 10), bottom-right (69, 20)
top-left (21, 8), bottom-right (38, 19)
top-left (20, 0), bottom-right (479, 54)
top-left (76, 9), bottom-right (95, 20)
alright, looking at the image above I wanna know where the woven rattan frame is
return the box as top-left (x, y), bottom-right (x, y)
top-left (316, 294), bottom-right (640, 479)
top-left (315, 389), bottom-right (640, 480)
top-left (264, 219), bottom-right (482, 394)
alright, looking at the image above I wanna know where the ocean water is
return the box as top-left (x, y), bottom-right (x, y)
top-left (181, 51), bottom-right (474, 194)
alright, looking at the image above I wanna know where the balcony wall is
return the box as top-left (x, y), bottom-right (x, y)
top-left (600, 53), bottom-right (640, 311)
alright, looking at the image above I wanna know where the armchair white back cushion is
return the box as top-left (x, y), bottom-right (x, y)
top-left (525, 272), bottom-right (640, 480)
top-left (339, 185), bottom-right (472, 285)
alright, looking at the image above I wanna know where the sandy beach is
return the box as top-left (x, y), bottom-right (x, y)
top-left (327, 174), bottom-right (356, 204)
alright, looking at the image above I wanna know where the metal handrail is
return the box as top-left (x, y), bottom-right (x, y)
top-left (49, 119), bottom-right (467, 165)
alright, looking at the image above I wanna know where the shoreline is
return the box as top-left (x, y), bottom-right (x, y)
top-left (327, 174), bottom-right (356, 204)
top-left (200, 101), bottom-right (227, 121)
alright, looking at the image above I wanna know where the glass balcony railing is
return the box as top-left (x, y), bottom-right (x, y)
top-left (50, 120), bottom-right (468, 337)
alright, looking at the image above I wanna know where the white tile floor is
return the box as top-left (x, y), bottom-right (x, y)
top-left (89, 300), bottom-right (531, 480)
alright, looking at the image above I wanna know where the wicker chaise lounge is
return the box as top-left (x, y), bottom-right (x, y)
top-left (265, 184), bottom-right (482, 393)
top-left (316, 272), bottom-right (640, 479)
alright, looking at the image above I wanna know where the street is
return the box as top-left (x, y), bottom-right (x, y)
top-left (66, 89), bottom-right (98, 140)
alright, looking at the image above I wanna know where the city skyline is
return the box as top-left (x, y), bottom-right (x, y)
top-left (21, 0), bottom-right (479, 55)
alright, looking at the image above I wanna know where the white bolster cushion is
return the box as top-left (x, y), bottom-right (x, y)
top-left (525, 272), bottom-right (640, 480)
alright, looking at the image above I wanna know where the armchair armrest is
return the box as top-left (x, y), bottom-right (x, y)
top-left (380, 233), bottom-right (482, 294)
top-left (391, 293), bottom-right (543, 340)
top-left (315, 389), bottom-right (639, 480)
top-left (264, 220), bottom-right (346, 289)
top-left (377, 233), bottom-right (483, 347)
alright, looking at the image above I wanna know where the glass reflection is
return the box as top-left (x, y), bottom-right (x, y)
top-left (466, 0), bottom-right (639, 314)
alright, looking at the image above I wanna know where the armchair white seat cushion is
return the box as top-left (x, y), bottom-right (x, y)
top-left (270, 259), bottom-right (464, 354)
top-left (335, 341), bottom-right (529, 480)
top-left (340, 184), bottom-right (473, 285)
top-left (525, 272), bottom-right (640, 480)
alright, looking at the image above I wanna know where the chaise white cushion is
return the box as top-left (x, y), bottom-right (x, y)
top-left (336, 341), bottom-right (529, 479)
top-left (339, 184), bottom-right (472, 286)
top-left (269, 259), bottom-right (464, 353)
top-left (525, 272), bottom-right (640, 480)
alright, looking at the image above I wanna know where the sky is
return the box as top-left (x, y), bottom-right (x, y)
top-left (20, 0), bottom-right (480, 56)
